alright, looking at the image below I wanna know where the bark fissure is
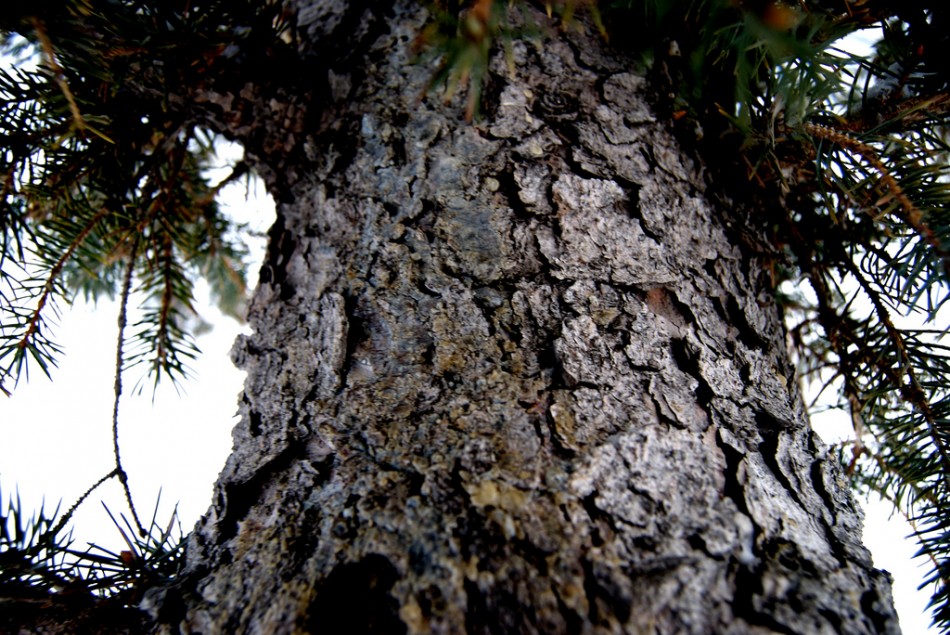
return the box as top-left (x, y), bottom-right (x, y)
top-left (150, 3), bottom-right (902, 633)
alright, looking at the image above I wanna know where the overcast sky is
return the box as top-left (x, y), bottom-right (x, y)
top-left (0, 141), bottom-right (271, 574)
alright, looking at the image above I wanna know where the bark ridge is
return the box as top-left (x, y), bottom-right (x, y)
top-left (151, 4), bottom-right (899, 634)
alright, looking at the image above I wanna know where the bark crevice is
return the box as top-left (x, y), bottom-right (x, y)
top-left (159, 3), bottom-right (901, 633)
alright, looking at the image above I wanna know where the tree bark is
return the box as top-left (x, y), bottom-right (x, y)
top-left (147, 2), bottom-right (900, 633)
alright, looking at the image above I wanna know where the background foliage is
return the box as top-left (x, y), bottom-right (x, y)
top-left (1, 0), bottom-right (949, 629)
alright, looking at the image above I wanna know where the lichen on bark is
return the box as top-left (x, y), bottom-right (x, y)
top-left (150, 2), bottom-right (899, 633)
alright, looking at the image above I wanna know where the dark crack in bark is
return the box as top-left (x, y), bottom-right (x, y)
top-left (160, 3), bottom-right (902, 634)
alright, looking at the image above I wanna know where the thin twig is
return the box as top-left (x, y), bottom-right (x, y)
top-left (865, 451), bottom-right (949, 591)
top-left (197, 160), bottom-right (250, 207)
top-left (842, 91), bottom-right (950, 134)
top-left (805, 122), bottom-right (950, 274)
top-left (18, 207), bottom-right (109, 355)
top-left (113, 240), bottom-right (145, 536)
top-left (840, 254), bottom-right (950, 483)
top-left (46, 468), bottom-right (119, 539)
top-left (30, 17), bottom-right (85, 133)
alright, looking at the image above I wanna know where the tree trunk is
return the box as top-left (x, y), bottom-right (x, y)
top-left (148, 2), bottom-right (900, 633)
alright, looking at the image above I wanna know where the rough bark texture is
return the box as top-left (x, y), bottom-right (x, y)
top-left (147, 2), bottom-right (899, 633)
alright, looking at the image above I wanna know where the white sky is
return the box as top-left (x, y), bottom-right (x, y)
top-left (0, 140), bottom-right (272, 571)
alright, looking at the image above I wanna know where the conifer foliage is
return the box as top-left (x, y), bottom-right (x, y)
top-left (1, 0), bottom-right (950, 629)
top-left (1, 484), bottom-right (183, 619)
top-left (0, 0), bottom-right (273, 614)
top-left (0, 1), bottom-right (266, 396)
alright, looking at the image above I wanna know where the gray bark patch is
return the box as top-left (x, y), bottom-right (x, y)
top-left (167, 2), bottom-right (900, 634)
